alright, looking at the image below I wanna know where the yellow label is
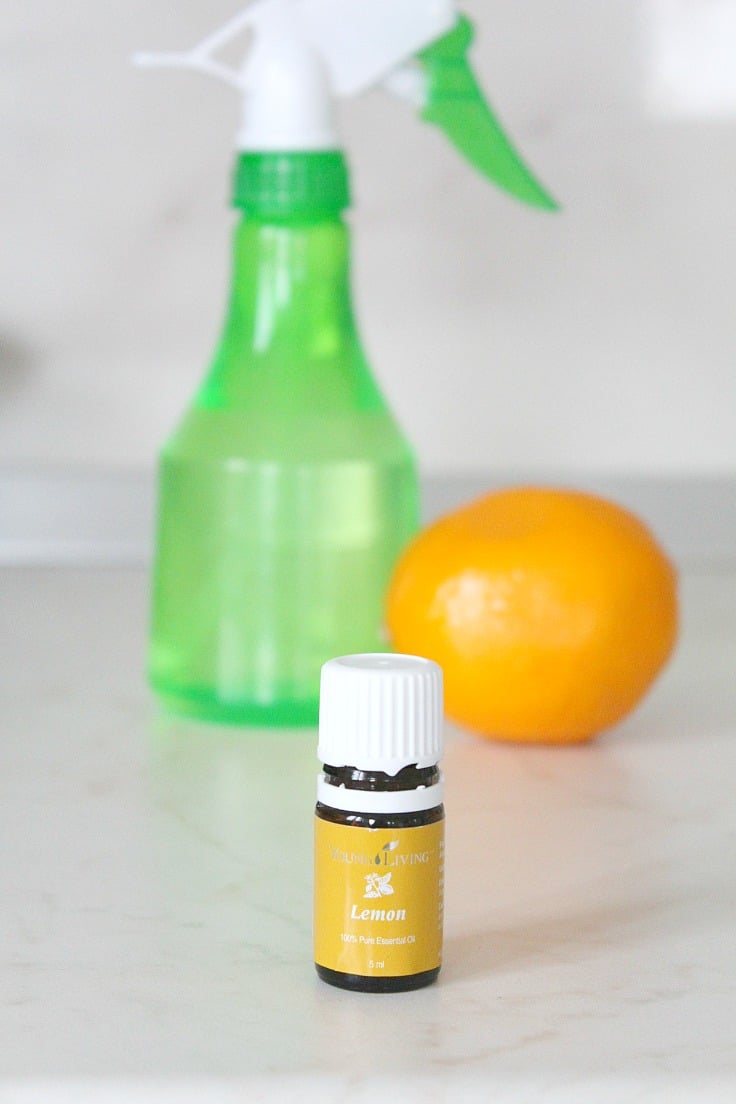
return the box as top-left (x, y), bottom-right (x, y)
top-left (314, 816), bottom-right (444, 978)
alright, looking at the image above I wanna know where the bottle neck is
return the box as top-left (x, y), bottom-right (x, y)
top-left (322, 764), bottom-right (441, 791)
top-left (229, 149), bottom-right (355, 355)
top-left (198, 152), bottom-right (385, 413)
top-left (224, 212), bottom-right (356, 355)
top-left (318, 764), bottom-right (444, 815)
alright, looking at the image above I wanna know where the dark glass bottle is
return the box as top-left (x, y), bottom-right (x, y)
top-left (314, 655), bottom-right (445, 993)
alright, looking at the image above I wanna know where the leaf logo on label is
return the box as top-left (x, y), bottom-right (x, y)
top-left (363, 872), bottom-right (394, 899)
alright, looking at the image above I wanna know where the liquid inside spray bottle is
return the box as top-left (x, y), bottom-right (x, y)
top-left (135, 0), bottom-right (556, 727)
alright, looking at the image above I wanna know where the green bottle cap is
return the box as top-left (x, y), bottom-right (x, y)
top-left (232, 151), bottom-right (351, 216)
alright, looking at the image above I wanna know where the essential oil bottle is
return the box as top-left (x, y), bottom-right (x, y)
top-left (314, 653), bottom-right (444, 993)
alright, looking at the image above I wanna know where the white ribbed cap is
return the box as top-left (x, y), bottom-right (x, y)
top-left (318, 653), bottom-right (443, 775)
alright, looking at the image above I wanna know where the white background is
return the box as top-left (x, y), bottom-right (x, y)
top-left (2, 0), bottom-right (736, 475)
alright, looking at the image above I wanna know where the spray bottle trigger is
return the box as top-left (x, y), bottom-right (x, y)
top-left (417, 15), bottom-right (558, 211)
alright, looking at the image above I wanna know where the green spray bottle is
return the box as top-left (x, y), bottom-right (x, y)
top-left (136, 0), bottom-right (556, 727)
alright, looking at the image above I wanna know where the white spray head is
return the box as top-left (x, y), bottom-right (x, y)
top-left (134, 0), bottom-right (558, 209)
top-left (134, 0), bottom-right (455, 151)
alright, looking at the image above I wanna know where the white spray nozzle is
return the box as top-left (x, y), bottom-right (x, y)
top-left (134, 0), bottom-right (558, 208)
top-left (134, 0), bottom-right (456, 151)
top-left (133, 6), bottom-right (255, 89)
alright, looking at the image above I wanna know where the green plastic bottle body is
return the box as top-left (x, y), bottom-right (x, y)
top-left (149, 165), bottom-right (419, 725)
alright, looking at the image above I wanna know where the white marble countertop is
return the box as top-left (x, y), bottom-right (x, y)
top-left (1, 476), bottom-right (735, 1101)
